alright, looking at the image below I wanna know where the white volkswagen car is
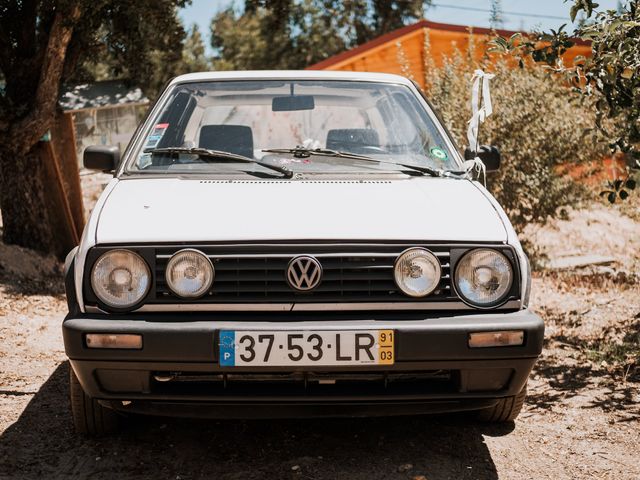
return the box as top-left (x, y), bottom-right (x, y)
top-left (63, 71), bottom-right (543, 435)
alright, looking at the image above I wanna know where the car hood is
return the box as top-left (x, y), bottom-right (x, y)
top-left (95, 177), bottom-right (507, 243)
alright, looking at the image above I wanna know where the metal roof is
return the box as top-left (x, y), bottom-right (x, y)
top-left (59, 80), bottom-right (148, 111)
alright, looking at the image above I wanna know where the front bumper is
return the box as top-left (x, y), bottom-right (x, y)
top-left (63, 309), bottom-right (543, 418)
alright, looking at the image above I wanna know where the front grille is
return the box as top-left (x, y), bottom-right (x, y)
top-left (154, 243), bottom-right (455, 304)
top-left (150, 370), bottom-right (459, 397)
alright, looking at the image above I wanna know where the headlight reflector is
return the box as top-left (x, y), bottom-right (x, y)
top-left (165, 249), bottom-right (214, 298)
top-left (394, 248), bottom-right (441, 297)
top-left (91, 249), bottom-right (151, 308)
top-left (455, 249), bottom-right (513, 307)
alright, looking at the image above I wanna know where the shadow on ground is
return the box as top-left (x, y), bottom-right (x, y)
top-left (0, 363), bottom-right (512, 480)
top-left (526, 322), bottom-right (639, 415)
top-left (0, 271), bottom-right (64, 297)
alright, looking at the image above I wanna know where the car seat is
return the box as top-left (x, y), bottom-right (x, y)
top-left (326, 128), bottom-right (380, 154)
top-left (199, 125), bottom-right (254, 158)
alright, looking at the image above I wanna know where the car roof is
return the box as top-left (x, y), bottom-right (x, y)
top-left (169, 70), bottom-right (414, 86)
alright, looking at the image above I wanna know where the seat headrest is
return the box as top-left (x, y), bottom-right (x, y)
top-left (326, 129), bottom-right (380, 153)
top-left (199, 125), bottom-right (254, 158)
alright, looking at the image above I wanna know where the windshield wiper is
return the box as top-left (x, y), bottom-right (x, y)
top-left (144, 147), bottom-right (293, 179)
top-left (263, 146), bottom-right (373, 161)
top-left (262, 146), bottom-right (464, 178)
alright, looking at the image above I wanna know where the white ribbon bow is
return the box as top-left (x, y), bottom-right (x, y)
top-left (464, 69), bottom-right (495, 186)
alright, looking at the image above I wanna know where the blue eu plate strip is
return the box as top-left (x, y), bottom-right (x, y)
top-left (219, 330), bottom-right (235, 366)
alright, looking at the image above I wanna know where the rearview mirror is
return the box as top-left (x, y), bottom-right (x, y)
top-left (272, 95), bottom-right (315, 112)
top-left (84, 145), bottom-right (120, 172)
top-left (464, 145), bottom-right (501, 171)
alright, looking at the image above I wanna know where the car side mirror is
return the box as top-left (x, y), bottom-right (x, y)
top-left (84, 145), bottom-right (120, 172)
top-left (464, 145), bottom-right (501, 171)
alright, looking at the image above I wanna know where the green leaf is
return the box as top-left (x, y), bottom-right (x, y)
top-left (570, 4), bottom-right (580, 22)
top-left (619, 189), bottom-right (629, 200)
top-left (626, 179), bottom-right (637, 190)
top-left (607, 191), bottom-right (617, 203)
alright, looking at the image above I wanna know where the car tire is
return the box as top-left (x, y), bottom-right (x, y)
top-left (477, 383), bottom-right (527, 422)
top-left (69, 365), bottom-right (119, 435)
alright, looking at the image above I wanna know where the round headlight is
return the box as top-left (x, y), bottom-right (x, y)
top-left (91, 249), bottom-right (151, 309)
top-left (165, 249), bottom-right (214, 298)
top-left (455, 249), bottom-right (513, 307)
top-left (394, 248), bottom-right (442, 297)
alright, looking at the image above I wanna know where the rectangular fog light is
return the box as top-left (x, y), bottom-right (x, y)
top-left (86, 334), bottom-right (142, 349)
top-left (468, 331), bottom-right (524, 348)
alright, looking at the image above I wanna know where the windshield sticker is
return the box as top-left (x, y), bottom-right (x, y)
top-left (144, 123), bottom-right (169, 149)
top-left (429, 147), bottom-right (448, 160)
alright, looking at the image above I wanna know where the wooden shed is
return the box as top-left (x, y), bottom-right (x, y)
top-left (308, 20), bottom-right (591, 89)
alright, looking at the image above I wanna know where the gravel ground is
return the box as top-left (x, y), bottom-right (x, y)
top-left (1, 202), bottom-right (638, 480)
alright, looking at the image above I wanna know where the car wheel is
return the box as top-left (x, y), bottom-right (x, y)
top-left (477, 383), bottom-right (527, 422)
top-left (69, 365), bottom-right (119, 435)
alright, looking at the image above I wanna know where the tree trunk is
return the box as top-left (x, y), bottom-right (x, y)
top-left (0, 5), bottom-right (83, 256)
top-left (0, 144), bottom-right (56, 254)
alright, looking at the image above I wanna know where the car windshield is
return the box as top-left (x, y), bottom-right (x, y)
top-left (127, 79), bottom-right (460, 176)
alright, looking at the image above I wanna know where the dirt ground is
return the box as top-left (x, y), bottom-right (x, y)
top-left (1, 195), bottom-right (638, 480)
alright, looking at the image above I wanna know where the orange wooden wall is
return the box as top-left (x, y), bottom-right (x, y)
top-left (310, 22), bottom-right (591, 90)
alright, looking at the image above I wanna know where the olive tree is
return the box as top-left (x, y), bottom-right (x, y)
top-left (490, 0), bottom-right (640, 202)
top-left (0, 0), bottom-right (188, 254)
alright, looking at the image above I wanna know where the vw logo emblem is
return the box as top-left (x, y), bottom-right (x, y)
top-left (287, 256), bottom-right (322, 291)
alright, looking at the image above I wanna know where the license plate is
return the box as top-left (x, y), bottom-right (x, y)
top-left (219, 330), bottom-right (394, 367)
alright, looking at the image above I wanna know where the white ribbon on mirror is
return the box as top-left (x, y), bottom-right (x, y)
top-left (464, 69), bottom-right (495, 186)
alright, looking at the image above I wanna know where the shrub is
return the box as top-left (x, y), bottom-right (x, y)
top-left (399, 35), bottom-right (609, 240)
